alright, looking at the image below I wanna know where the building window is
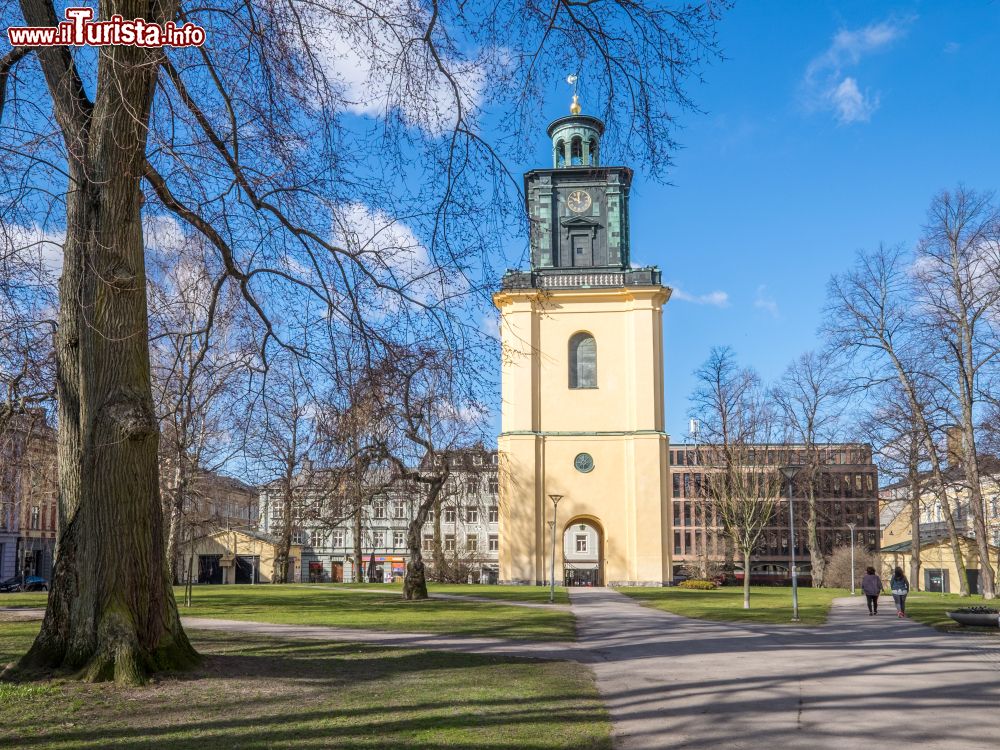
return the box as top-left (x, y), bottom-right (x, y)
top-left (444, 534), bottom-right (455, 551)
top-left (373, 498), bottom-right (386, 519)
top-left (467, 478), bottom-right (478, 493)
top-left (466, 534), bottom-right (478, 551)
top-left (489, 534), bottom-right (499, 551)
top-left (569, 332), bottom-right (597, 388)
top-left (491, 453), bottom-right (498, 465)
top-left (30, 506), bottom-right (39, 529)
top-left (333, 529), bottom-right (345, 547)
top-left (308, 530), bottom-right (324, 547)
top-left (291, 530), bottom-right (304, 545)
top-left (426, 508), bottom-right (434, 523)
top-left (373, 530), bottom-right (385, 548)
top-left (423, 534), bottom-right (434, 551)
top-left (444, 506), bottom-right (456, 524)
top-left (466, 506), bottom-right (479, 524)
top-left (489, 479), bottom-right (498, 494)
top-left (575, 534), bottom-right (588, 553)
top-left (473, 454), bottom-right (483, 466)
top-left (392, 501), bottom-right (405, 519)
top-left (489, 505), bottom-right (499, 523)
top-left (672, 474), bottom-right (681, 498)
top-left (393, 531), bottom-right (405, 549)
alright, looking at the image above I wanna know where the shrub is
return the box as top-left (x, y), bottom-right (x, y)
top-left (678, 578), bottom-right (718, 590)
top-left (823, 545), bottom-right (881, 589)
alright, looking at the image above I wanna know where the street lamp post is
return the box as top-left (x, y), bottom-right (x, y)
top-left (548, 495), bottom-right (563, 604)
top-left (847, 521), bottom-right (857, 595)
top-left (779, 466), bottom-right (802, 622)
top-left (545, 521), bottom-right (554, 586)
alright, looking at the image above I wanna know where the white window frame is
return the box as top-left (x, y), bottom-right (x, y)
top-left (575, 534), bottom-right (588, 553)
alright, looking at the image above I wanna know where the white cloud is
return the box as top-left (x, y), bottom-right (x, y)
top-left (293, 0), bottom-right (484, 134)
top-left (830, 77), bottom-right (878, 124)
top-left (671, 286), bottom-right (729, 307)
top-left (1, 223), bottom-right (65, 278)
top-left (754, 285), bottom-right (779, 318)
top-left (802, 18), bottom-right (911, 124)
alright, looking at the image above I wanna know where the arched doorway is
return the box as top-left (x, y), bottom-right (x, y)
top-left (563, 518), bottom-right (603, 586)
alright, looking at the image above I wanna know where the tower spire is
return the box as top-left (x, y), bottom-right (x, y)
top-left (567, 73), bottom-right (581, 115)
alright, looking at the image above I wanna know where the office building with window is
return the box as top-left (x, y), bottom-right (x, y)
top-left (669, 443), bottom-right (880, 584)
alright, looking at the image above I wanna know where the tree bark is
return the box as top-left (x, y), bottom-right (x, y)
top-left (806, 463), bottom-right (825, 587)
top-left (742, 550), bottom-right (751, 609)
top-left (18, 0), bottom-right (196, 683)
top-left (907, 444), bottom-right (922, 591)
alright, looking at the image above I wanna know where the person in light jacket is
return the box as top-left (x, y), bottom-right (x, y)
top-left (861, 566), bottom-right (883, 616)
top-left (890, 567), bottom-right (910, 618)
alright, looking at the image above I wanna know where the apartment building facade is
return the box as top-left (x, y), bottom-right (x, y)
top-left (258, 448), bottom-right (501, 584)
top-left (0, 409), bottom-right (58, 581)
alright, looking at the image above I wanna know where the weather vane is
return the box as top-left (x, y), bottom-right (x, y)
top-left (567, 73), bottom-right (581, 115)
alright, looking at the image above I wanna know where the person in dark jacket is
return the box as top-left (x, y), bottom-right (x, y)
top-left (890, 567), bottom-right (910, 618)
top-left (860, 566), bottom-right (883, 615)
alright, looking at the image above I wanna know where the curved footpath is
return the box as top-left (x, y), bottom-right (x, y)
top-left (5, 589), bottom-right (1000, 749)
top-left (569, 587), bottom-right (1000, 750)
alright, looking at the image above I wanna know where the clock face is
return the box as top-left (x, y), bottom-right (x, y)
top-left (566, 190), bottom-right (592, 214)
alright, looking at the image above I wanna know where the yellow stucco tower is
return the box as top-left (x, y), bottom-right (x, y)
top-left (495, 100), bottom-right (672, 586)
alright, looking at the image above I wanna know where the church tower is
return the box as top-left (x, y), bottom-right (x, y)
top-left (495, 95), bottom-right (672, 586)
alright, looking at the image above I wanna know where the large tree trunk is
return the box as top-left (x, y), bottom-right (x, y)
top-left (273, 475), bottom-right (293, 583)
top-left (18, 1), bottom-right (196, 684)
top-left (742, 549), bottom-right (751, 609)
top-left (352, 503), bottom-right (363, 583)
top-left (960, 418), bottom-right (995, 598)
top-left (908, 454), bottom-right (922, 591)
top-left (806, 465), bottom-right (825, 587)
top-left (165, 461), bottom-right (186, 583)
top-left (403, 516), bottom-right (428, 600)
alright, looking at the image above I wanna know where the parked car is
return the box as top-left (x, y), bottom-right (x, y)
top-left (0, 575), bottom-right (49, 593)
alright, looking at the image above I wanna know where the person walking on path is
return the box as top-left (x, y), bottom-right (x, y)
top-left (890, 567), bottom-right (910, 618)
top-left (861, 566), bottom-right (883, 615)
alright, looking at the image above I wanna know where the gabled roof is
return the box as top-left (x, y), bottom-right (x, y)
top-left (880, 529), bottom-right (996, 554)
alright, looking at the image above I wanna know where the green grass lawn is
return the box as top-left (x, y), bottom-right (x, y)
top-left (0, 592), bottom-right (48, 608)
top-left (618, 585), bottom-right (850, 626)
top-left (0, 622), bottom-right (610, 750)
top-left (902, 591), bottom-right (1000, 634)
top-left (329, 582), bottom-right (570, 605)
top-left (174, 585), bottom-right (575, 641)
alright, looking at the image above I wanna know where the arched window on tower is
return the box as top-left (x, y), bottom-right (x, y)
top-left (556, 140), bottom-right (566, 167)
top-left (588, 138), bottom-right (599, 166)
top-left (571, 137), bottom-right (583, 166)
top-left (569, 332), bottom-right (597, 388)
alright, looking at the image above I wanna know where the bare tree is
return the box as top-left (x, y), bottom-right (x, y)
top-left (912, 188), bottom-right (1000, 599)
top-left (858, 382), bottom-right (928, 590)
top-left (2, 0), bottom-right (727, 682)
top-left (148, 235), bottom-right (254, 581)
top-left (772, 350), bottom-right (847, 587)
top-left (691, 347), bottom-right (782, 609)
top-left (825, 244), bottom-right (971, 595)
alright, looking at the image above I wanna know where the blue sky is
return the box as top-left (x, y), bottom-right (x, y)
top-left (520, 1), bottom-right (1000, 439)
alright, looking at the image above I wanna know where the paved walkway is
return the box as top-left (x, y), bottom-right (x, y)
top-left (569, 587), bottom-right (1000, 750)
top-left (9, 592), bottom-right (1000, 749)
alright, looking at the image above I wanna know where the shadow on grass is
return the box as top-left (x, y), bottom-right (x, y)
top-left (0, 632), bottom-right (611, 750)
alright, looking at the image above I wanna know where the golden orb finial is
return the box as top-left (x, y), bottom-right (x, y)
top-left (570, 93), bottom-right (581, 115)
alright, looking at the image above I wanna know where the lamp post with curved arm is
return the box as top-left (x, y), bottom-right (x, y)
top-left (548, 495), bottom-right (563, 603)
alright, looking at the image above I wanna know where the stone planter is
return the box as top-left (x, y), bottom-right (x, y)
top-left (946, 611), bottom-right (1000, 627)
